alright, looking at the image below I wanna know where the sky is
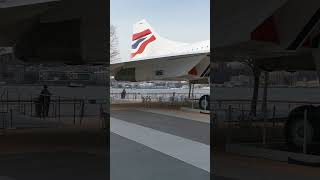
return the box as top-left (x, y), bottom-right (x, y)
top-left (110, 0), bottom-right (210, 62)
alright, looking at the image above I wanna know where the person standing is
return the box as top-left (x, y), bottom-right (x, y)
top-left (121, 88), bottom-right (126, 99)
top-left (39, 85), bottom-right (52, 117)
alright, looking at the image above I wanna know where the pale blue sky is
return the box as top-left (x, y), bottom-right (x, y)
top-left (111, 0), bottom-right (210, 61)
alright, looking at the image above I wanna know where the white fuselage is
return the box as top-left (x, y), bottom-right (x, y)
top-left (176, 40), bottom-right (210, 55)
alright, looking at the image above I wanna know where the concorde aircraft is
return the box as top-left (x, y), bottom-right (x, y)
top-left (110, 19), bottom-right (210, 110)
top-left (212, 0), bottom-right (320, 149)
top-left (1, 0), bottom-right (320, 148)
top-left (0, 0), bottom-right (107, 64)
top-left (112, 0), bottom-right (320, 149)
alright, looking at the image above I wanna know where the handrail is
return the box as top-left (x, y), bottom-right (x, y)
top-left (213, 99), bottom-right (320, 105)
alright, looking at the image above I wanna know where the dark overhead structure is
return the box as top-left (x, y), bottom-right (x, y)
top-left (0, 0), bottom-right (107, 64)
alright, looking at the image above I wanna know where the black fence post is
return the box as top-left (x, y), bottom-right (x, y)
top-left (23, 103), bottom-right (26, 115)
top-left (58, 96), bottom-right (61, 125)
top-left (30, 95), bottom-right (33, 117)
top-left (10, 109), bottom-right (13, 128)
top-left (73, 97), bottom-right (76, 125)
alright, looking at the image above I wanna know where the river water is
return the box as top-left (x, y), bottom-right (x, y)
top-left (0, 85), bottom-right (319, 102)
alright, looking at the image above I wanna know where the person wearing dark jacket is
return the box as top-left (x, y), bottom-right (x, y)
top-left (39, 85), bottom-right (52, 117)
top-left (121, 88), bottom-right (126, 99)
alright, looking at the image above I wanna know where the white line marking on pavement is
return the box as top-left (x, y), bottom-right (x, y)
top-left (110, 117), bottom-right (210, 172)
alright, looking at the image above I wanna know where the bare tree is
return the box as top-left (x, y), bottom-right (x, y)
top-left (110, 25), bottom-right (120, 63)
top-left (242, 59), bottom-right (261, 116)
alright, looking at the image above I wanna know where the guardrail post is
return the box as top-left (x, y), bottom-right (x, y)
top-left (303, 108), bottom-right (308, 154)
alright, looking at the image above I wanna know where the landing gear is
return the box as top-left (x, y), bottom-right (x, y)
top-left (199, 95), bottom-right (210, 110)
top-left (286, 117), bottom-right (314, 148)
top-left (285, 105), bottom-right (318, 148)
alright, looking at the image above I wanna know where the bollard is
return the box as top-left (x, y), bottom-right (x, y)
top-left (303, 108), bottom-right (308, 154)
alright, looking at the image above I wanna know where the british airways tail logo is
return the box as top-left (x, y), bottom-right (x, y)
top-left (131, 29), bottom-right (156, 58)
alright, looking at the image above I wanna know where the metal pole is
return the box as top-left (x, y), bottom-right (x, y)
top-left (54, 100), bottom-right (57, 119)
top-left (204, 95), bottom-right (207, 111)
top-left (18, 94), bottom-right (21, 113)
top-left (10, 109), bottom-right (12, 128)
top-left (303, 109), bottom-right (308, 154)
top-left (272, 105), bottom-right (276, 127)
top-left (262, 71), bottom-right (269, 146)
top-left (2, 112), bottom-right (5, 129)
top-left (58, 96), bottom-right (61, 123)
top-left (73, 97), bottom-right (76, 125)
top-left (30, 95), bottom-right (33, 117)
top-left (80, 100), bottom-right (84, 125)
top-left (227, 105), bottom-right (232, 144)
top-left (6, 90), bottom-right (8, 113)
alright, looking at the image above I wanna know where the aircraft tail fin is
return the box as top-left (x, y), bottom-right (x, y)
top-left (131, 19), bottom-right (187, 60)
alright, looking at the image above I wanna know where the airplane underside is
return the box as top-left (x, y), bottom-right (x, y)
top-left (0, 0), bottom-right (107, 64)
top-left (113, 53), bottom-right (210, 82)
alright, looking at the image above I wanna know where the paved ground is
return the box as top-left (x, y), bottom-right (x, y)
top-left (0, 128), bottom-right (107, 180)
top-left (214, 151), bottom-right (320, 180)
top-left (111, 108), bottom-right (210, 144)
top-left (110, 107), bottom-right (210, 180)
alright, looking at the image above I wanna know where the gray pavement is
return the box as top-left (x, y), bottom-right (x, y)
top-left (110, 108), bottom-right (210, 180)
top-left (0, 151), bottom-right (107, 180)
top-left (111, 133), bottom-right (209, 180)
top-left (111, 109), bottom-right (210, 144)
top-left (1, 112), bottom-right (58, 129)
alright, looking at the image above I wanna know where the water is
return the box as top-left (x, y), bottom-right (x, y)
top-left (212, 87), bottom-right (320, 102)
top-left (0, 85), bottom-right (319, 102)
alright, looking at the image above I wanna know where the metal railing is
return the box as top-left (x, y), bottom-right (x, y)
top-left (213, 99), bottom-right (320, 155)
top-left (0, 94), bottom-right (108, 130)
